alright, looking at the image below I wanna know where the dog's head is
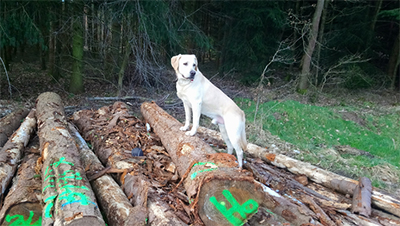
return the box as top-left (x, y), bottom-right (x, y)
top-left (171, 54), bottom-right (198, 81)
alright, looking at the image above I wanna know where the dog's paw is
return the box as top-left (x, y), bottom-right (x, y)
top-left (180, 126), bottom-right (189, 131)
top-left (185, 130), bottom-right (196, 136)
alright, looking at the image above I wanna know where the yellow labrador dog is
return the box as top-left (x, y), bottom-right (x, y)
top-left (171, 54), bottom-right (247, 168)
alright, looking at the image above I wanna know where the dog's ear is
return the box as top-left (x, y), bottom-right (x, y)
top-left (194, 55), bottom-right (198, 71)
top-left (171, 55), bottom-right (181, 71)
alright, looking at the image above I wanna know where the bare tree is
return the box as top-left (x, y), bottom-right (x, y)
top-left (299, 0), bottom-right (325, 91)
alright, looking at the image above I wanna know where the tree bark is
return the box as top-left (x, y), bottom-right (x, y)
top-left (141, 102), bottom-right (266, 226)
top-left (69, 1), bottom-right (84, 94)
top-left (0, 145), bottom-right (42, 226)
top-left (0, 108), bottom-right (29, 147)
top-left (0, 109), bottom-right (36, 201)
top-left (36, 92), bottom-right (105, 226)
top-left (69, 123), bottom-right (149, 226)
top-left (147, 194), bottom-right (189, 226)
top-left (352, 177), bottom-right (372, 217)
top-left (299, 0), bottom-right (325, 91)
top-left (389, 31), bottom-right (400, 90)
top-left (117, 41), bottom-right (130, 96)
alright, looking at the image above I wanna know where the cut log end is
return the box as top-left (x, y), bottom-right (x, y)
top-left (2, 203), bottom-right (42, 226)
top-left (198, 174), bottom-right (265, 226)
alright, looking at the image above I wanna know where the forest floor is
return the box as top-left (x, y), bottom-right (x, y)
top-left (1, 60), bottom-right (399, 197)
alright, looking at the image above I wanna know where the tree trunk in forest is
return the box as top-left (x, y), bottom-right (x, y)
top-left (69, 123), bottom-right (149, 226)
top-left (141, 102), bottom-right (265, 226)
top-left (0, 108), bottom-right (29, 147)
top-left (0, 144), bottom-right (42, 226)
top-left (389, 31), bottom-right (400, 90)
top-left (315, 1), bottom-right (328, 86)
top-left (48, 20), bottom-right (56, 79)
top-left (36, 92), bottom-right (105, 226)
top-left (69, 1), bottom-right (84, 94)
top-left (367, 0), bottom-right (383, 48)
top-left (299, 0), bottom-right (325, 91)
top-left (117, 41), bottom-right (130, 96)
top-left (0, 109), bottom-right (36, 202)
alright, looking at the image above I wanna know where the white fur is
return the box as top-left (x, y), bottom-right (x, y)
top-left (171, 54), bottom-right (247, 168)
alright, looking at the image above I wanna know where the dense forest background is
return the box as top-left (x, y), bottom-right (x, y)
top-left (0, 0), bottom-right (399, 97)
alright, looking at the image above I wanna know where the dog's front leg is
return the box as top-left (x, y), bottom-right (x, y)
top-left (180, 102), bottom-right (191, 131)
top-left (186, 101), bottom-right (201, 136)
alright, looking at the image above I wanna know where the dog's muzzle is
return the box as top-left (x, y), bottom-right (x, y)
top-left (189, 71), bottom-right (196, 80)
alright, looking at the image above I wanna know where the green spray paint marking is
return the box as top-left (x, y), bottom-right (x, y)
top-left (190, 162), bottom-right (217, 180)
top-left (52, 157), bottom-right (74, 167)
top-left (43, 157), bottom-right (96, 218)
top-left (44, 195), bottom-right (57, 218)
top-left (42, 184), bottom-right (55, 193)
top-left (209, 190), bottom-right (259, 226)
top-left (5, 211), bottom-right (41, 226)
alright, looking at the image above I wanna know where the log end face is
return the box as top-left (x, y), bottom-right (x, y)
top-left (198, 177), bottom-right (264, 226)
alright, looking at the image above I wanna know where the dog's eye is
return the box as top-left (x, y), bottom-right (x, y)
top-left (193, 64), bottom-right (196, 67)
top-left (183, 62), bottom-right (188, 66)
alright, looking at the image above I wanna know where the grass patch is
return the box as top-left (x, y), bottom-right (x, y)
top-left (237, 99), bottom-right (400, 190)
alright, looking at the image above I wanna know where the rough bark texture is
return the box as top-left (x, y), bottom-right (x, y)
top-left (0, 109), bottom-right (36, 200)
top-left (0, 108), bottom-right (29, 148)
top-left (299, 0), bottom-right (325, 90)
top-left (36, 92), bottom-right (104, 226)
top-left (69, 123), bottom-right (147, 226)
top-left (147, 193), bottom-right (189, 226)
top-left (141, 102), bottom-right (266, 226)
top-left (352, 177), bottom-right (372, 217)
top-left (0, 140), bottom-right (42, 226)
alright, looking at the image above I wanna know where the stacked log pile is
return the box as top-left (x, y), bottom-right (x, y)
top-left (0, 92), bottom-right (398, 225)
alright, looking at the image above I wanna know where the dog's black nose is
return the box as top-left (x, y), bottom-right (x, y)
top-left (190, 71), bottom-right (196, 77)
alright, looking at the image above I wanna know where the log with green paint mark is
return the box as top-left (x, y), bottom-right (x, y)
top-left (141, 102), bottom-right (265, 226)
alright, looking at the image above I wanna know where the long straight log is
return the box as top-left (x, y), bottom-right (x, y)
top-left (0, 141), bottom-right (42, 226)
top-left (197, 126), bottom-right (400, 218)
top-left (69, 123), bottom-right (147, 226)
top-left (36, 92), bottom-right (105, 226)
top-left (246, 143), bottom-right (400, 218)
top-left (141, 102), bottom-right (266, 226)
top-left (0, 108), bottom-right (29, 148)
top-left (0, 109), bottom-right (36, 200)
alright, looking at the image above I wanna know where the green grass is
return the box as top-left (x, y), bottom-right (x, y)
top-left (237, 98), bottom-right (400, 190)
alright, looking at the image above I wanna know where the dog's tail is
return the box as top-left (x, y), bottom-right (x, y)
top-left (239, 113), bottom-right (248, 151)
